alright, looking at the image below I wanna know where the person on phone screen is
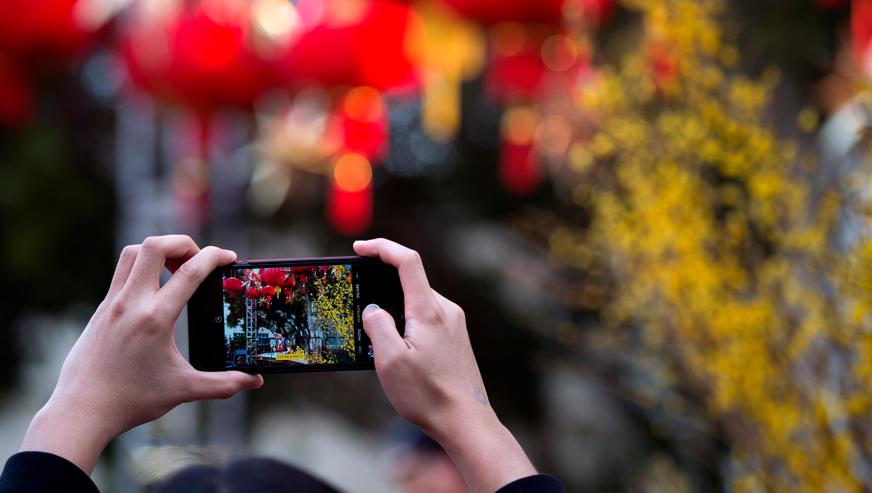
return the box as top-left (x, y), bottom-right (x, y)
top-left (0, 236), bottom-right (565, 493)
top-left (274, 330), bottom-right (289, 353)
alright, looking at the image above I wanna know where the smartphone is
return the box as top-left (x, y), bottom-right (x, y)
top-left (188, 257), bottom-right (404, 373)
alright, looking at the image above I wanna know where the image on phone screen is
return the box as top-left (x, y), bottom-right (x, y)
top-left (188, 258), bottom-right (403, 373)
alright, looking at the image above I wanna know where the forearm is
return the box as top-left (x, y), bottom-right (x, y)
top-left (428, 408), bottom-right (537, 493)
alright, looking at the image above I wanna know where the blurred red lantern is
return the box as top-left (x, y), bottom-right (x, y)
top-left (327, 181), bottom-right (373, 236)
top-left (223, 277), bottom-right (244, 298)
top-left (245, 287), bottom-right (259, 298)
top-left (339, 86), bottom-right (388, 161)
top-left (0, 0), bottom-right (104, 127)
top-left (120, 0), bottom-right (278, 111)
top-left (500, 141), bottom-right (542, 195)
top-left (436, 0), bottom-right (563, 25)
top-left (0, 61), bottom-right (35, 128)
top-left (499, 106), bottom-right (543, 195)
top-left (854, 0), bottom-right (872, 74)
top-left (485, 24), bottom-right (585, 104)
top-left (327, 153), bottom-right (373, 235)
top-left (486, 51), bottom-right (548, 104)
top-left (276, 0), bottom-right (421, 90)
top-left (0, 0), bottom-right (99, 64)
top-left (435, 0), bottom-right (612, 26)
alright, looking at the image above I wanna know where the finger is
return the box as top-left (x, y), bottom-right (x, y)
top-left (165, 244), bottom-right (203, 274)
top-left (107, 244), bottom-right (141, 298)
top-left (158, 246), bottom-right (237, 311)
top-left (127, 235), bottom-right (200, 294)
top-left (362, 304), bottom-right (406, 361)
top-left (184, 371), bottom-right (263, 402)
top-left (353, 239), bottom-right (436, 316)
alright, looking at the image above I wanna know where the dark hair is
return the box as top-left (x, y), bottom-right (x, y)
top-left (153, 457), bottom-right (342, 493)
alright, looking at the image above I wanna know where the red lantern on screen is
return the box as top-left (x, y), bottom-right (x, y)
top-left (261, 286), bottom-right (276, 297)
top-left (276, 0), bottom-right (420, 90)
top-left (245, 287), bottom-right (260, 298)
top-left (120, 0), bottom-right (277, 111)
top-left (326, 153), bottom-right (374, 236)
top-left (223, 277), bottom-right (244, 298)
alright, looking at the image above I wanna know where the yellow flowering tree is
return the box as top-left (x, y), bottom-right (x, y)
top-left (549, 0), bottom-right (872, 490)
top-left (310, 265), bottom-right (355, 362)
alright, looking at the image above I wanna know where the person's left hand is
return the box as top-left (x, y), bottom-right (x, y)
top-left (20, 235), bottom-right (263, 475)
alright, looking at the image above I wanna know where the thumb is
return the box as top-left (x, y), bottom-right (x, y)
top-left (362, 304), bottom-right (405, 360)
top-left (185, 370), bottom-right (263, 402)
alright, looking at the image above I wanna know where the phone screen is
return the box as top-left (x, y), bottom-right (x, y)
top-left (188, 257), bottom-right (404, 373)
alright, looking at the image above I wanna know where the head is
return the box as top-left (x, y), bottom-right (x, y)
top-left (385, 421), bottom-right (468, 493)
top-left (153, 457), bottom-right (341, 493)
top-left (275, 331), bottom-right (284, 340)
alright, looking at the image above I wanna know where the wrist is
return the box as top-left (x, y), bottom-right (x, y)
top-left (422, 401), bottom-right (537, 493)
top-left (20, 397), bottom-right (117, 475)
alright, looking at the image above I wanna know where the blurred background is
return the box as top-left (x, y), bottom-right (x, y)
top-left (1, 0), bottom-right (871, 491)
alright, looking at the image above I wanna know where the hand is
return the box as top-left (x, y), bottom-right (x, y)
top-left (20, 235), bottom-right (263, 475)
top-left (354, 239), bottom-right (536, 493)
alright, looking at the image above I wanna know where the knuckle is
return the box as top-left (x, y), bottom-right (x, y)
top-left (175, 261), bottom-right (202, 282)
top-left (452, 304), bottom-right (466, 324)
top-left (217, 382), bottom-right (237, 400)
top-left (141, 236), bottom-right (161, 252)
top-left (120, 244), bottom-right (139, 259)
top-left (140, 304), bottom-right (162, 327)
top-left (421, 306), bottom-right (445, 327)
top-left (404, 250), bottom-right (423, 266)
top-left (109, 296), bottom-right (130, 320)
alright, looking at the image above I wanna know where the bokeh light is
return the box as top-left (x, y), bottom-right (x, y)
top-left (333, 152), bottom-right (372, 192)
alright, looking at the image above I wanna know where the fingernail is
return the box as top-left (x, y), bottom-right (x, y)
top-left (363, 304), bottom-right (380, 318)
top-left (247, 379), bottom-right (261, 389)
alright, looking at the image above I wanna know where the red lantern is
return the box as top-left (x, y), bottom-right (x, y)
top-left (327, 180), bottom-right (374, 236)
top-left (499, 106), bottom-right (542, 195)
top-left (261, 286), bottom-right (277, 297)
top-left (245, 287), bottom-right (259, 298)
top-left (339, 86), bottom-right (388, 161)
top-left (854, 0), bottom-right (872, 74)
top-left (327, 153), bottom-right (373, 235)
top-left (435, 0), bottom-right (612, 26)
top-left (223, 277), bottom-right (244, 298)
top-left (0, 61), bottom-right (34, 128)
top-left (435, 0), bottom-right (564, 24)
top-left (500, 141), bottom-right (542, 195)
top-left (120, 0), bottom-right (277, 111)
top-left (486, 51), bottom-right (548, 104)
top-left (276, 0), bottom-right (420, 90)
top-left (0, 0), bottom-right (99, 64)
top-left (262, 267), bottom-right (296, 288)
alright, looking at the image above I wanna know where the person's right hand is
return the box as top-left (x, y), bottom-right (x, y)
top-left (20, 235), bottom-right (263, 475)
top-left (354, 239), bottom-right (536, 493)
